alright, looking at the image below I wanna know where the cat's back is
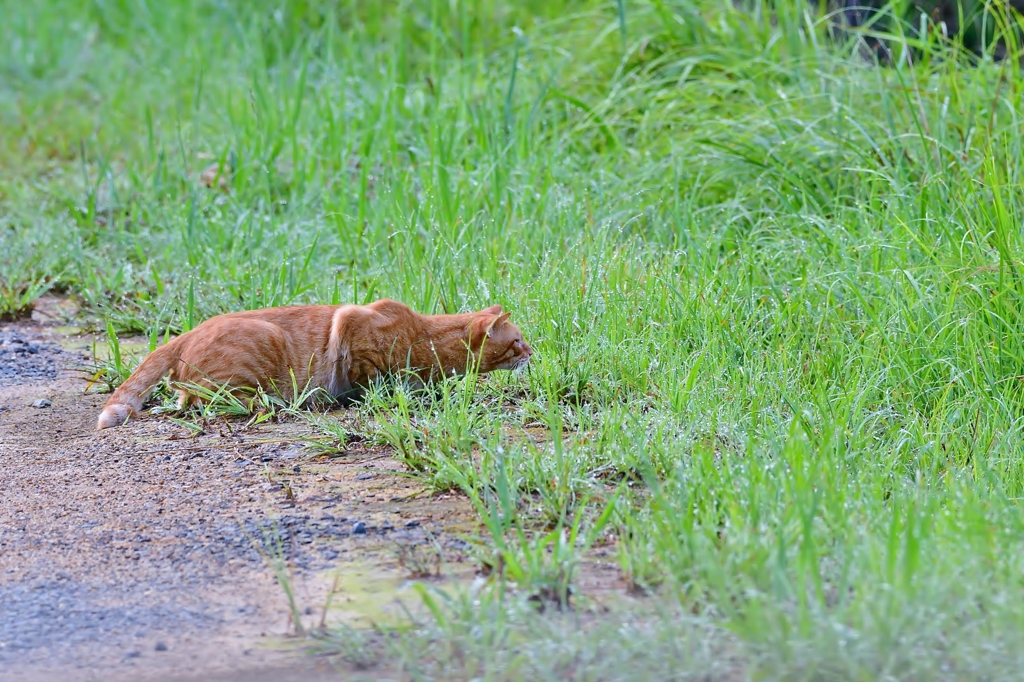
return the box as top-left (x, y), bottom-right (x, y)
top-left (216, 304), bottom-right (340, 329)
top-left (185, 305), bottom-right (340, 364)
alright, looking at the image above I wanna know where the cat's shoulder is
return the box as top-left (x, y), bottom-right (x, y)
top-left (365, 299), bottom-right (414, 317)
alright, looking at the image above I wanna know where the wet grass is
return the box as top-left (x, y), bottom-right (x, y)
top-left (6, 0), bottom-right (1024, 678)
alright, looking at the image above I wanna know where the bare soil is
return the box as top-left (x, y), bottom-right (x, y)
top-left (0, 300), bottom-right (479, 682)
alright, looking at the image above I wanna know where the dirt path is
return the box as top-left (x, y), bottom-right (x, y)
top-left (0, 303), bottom-right (476, 681)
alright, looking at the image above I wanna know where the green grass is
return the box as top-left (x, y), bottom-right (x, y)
top-left (6, 0), bottom-right (1024, 677)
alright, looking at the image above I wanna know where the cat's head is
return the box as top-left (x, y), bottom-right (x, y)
top-left (471, 305), bottom-right (533, 372)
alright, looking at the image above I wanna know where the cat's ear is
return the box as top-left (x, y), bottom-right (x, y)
top-left (485, 312), bottom-right (511, 337)
top-left (469, 316), bottom-right (491, 348)
top-left (480, 304), bottom-right (503, 315)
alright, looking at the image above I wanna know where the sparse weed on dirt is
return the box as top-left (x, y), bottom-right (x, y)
top-left (9, 0), bottom-right (1024, 677)
top-left (391, 530), bottom-right (446, 580)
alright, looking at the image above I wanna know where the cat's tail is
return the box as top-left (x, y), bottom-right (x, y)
top-left (97, 335), bottom-right (188, 430)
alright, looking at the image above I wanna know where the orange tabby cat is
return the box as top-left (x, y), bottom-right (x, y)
top-left (97, 299), bottom-right (532, 430)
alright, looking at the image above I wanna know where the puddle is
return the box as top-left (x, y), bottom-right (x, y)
top-left (314, 559), bottom-right (479, 629)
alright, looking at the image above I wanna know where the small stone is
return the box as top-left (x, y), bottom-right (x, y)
top-left (404, 520), bottom-right (421, 528)
top-left (292, 466), bottom-right (301, 473)
top-left (199, 162), bottom-right (231, 191)
top-left (30, 399), bottom-right (51, 408)
top-left (356, 473), bottom-right (373, 481)
top-left (123, 649), bottom-right (141, 659)
top-left (154, 641), bottom-right (168, 652)
top-left (351, 521), bottom-right (366, 535)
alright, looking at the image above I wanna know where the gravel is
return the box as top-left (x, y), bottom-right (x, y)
top-left (0, 331), bottom-right (65, 386)
top-left (0, 578), bottom-right (215, 660)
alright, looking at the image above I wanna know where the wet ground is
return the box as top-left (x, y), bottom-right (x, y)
top-left (0, 299), bottom-right (478, 681)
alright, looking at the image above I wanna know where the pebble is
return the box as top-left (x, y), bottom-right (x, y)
top-left (123, 649), bottom-right (141, 660)
top-left (351, 521), bottom-right (367, 535)
top-left (355, 473), bottom-right (373, 481)
top-left (405, 520), bottom-right (421, 528)
top-left (30, 399), bottom-right (51, 408)
top-left (154, 641), bottom-right (168, 652)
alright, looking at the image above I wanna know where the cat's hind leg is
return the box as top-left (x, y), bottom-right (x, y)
top-left (174, 318), bottom-right (297, 402)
